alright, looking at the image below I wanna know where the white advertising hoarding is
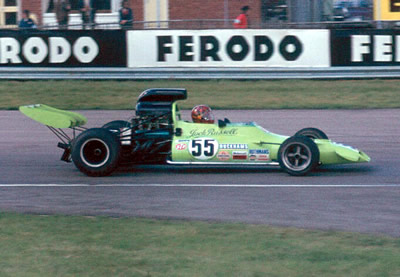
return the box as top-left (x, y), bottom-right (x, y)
top-left (127, 29), bottom-right (330, 67)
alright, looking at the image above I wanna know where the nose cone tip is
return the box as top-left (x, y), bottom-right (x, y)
top-left (359, 151), bottom-right (371, 162)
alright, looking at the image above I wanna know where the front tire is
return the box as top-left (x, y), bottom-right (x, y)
top-left (295, 128), bottom-right (328, 140)
top-left (72, 128), bottom-right (120, 177)
top-left (278, 136), bottom-right (320, 176)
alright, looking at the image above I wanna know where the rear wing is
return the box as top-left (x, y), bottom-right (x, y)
top-left (19, 104), bottom-right (87, 128)
top-left (19, 104), bottom-right (88, 163)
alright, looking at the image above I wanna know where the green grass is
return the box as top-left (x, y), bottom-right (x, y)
top-left (2, 79), bottom-right (400, 110)
top-left (0, 213), bottom-right (399, 276)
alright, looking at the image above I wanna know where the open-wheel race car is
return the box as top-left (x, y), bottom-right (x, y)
top-left (20, 88), bottom-right (370, 177)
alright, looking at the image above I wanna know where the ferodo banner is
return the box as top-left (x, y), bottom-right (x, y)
top-left (331, 29), bottom-right (400, 66)
top-left (127, 30), bottom-right (330, 67)
top-left (0, 30), bottom-right (126, 67)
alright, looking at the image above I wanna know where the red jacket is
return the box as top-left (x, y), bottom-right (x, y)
top-left (233, 13), bottom-right (248, 28)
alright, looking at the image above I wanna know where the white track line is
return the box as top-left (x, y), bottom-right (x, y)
top-left (0, 184), bottom-right (399, 188)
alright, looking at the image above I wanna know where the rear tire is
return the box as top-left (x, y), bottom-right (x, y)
top-left (278, 136), bottom-right (320, 176)
top-left (102, 120), bottom-right (130, 132)
top-left (102, 120), bottom-right (132, 160)
top-left (295, 128), bottom-right (328, 140)
top-left (72, 128), bottom-right (120, 177)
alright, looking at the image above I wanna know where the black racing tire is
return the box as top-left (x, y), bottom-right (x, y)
top-left (102, 120), bottom-right (132, 160)
top-left (72, 128), bottom-right (120, 177)
top-left (294, 128), bottom-right (328, 140)
top-left (102, 120), bottom-right (130, 132)
top-left (278, 136), bottom-right (320, 176)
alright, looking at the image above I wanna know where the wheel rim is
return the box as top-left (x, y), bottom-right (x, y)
top-left (282, 142), bottom-right (312, 171)
top-left (80, 139), bottom-right (110, 168)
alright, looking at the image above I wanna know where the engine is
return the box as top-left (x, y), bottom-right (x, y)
top-left (120, 88), bottom-right (187, 163)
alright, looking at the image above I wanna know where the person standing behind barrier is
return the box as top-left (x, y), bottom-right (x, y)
top-left (119, 0), bottom-right (133, 29)
top-left (19, 10), bottom-right (36, 29)
top-left (234, 6), bottom-right (249, 28)
top-left (79, 0), bottom-right (96, 29)
top-left (321, 0), bottom-right (333, 21)
top-left (55, 0), bottom-right (71, 29)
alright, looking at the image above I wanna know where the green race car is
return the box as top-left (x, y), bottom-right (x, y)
top-left (20, 88), bottom-right (370, 177)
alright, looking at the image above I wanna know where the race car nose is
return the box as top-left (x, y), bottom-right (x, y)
top-left (358, 150), bottom-right (371, 163)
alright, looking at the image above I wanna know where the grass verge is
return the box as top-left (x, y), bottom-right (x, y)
top-left (0, 213), bottom-right (399, 276)
top-left (2, 79), bottom-right (400, 110)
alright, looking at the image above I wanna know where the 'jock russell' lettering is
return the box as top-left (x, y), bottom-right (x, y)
top-left (189, 128), bottom-right (238, 137)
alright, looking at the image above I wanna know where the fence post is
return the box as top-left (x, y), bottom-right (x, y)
top-left (224, 0), bottom-right (229, 28)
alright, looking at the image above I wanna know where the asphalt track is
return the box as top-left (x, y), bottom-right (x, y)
top-left (1, 109), bottom-right (400, 237)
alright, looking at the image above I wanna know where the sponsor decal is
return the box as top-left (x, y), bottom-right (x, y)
top-left (128, 30), bottom-right (330, 68)
top-left (232, 151), bottom-right (248, 160)
top-left (188, 138), bottom-right (219, 160)
top-left (175, 143), bottom-right (187, 150)
top-left (217, 151), bottom-right (231, 161)
top-left (0, 30), bottom-right (126, 67)
top-left (157, 34), bottom-right (303, 63)
top-left (255, 155), bottom-right (270, 161)
top-left (249, 149), bottom-right (269, 154)
top-left (220, 144), bottom-right (248, 150)
top-left (0, 36), bottom-right (99, 65)
top-left (351, 35), bottom-right (400, 63)
top-left (331, 30), bottom-right (400, 66)
top-left (189, 128), bottom-right (238, 138)
top-left (249, 149), bottom-right (270, 161)
top-left (374, 0), bottom-right (400, 20)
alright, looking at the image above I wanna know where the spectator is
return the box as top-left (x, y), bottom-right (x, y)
top-left (321, 0), bottom-right (333, 21)
top-left (55, 0), bottom-right (71, 29)
top-left (119, 0), bottom-right (133, 29)
top-left (234, 6), bottom-right (249, 29)
top-left (79, 0), bottom-right (96, 29)
top-left (19, 10), bottom-right (36, 29)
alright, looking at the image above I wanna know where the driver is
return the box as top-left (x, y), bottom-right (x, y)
top-left (191, 105), bottom-right (215, 124)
